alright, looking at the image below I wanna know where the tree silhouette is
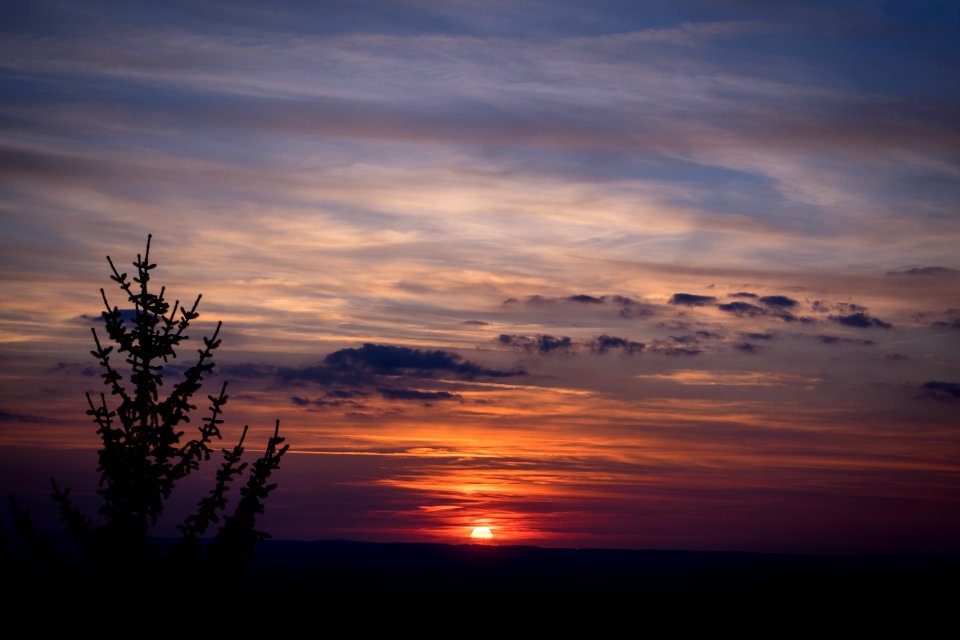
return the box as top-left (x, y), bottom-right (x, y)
top-left (44, 235), bottom-right (288, 579)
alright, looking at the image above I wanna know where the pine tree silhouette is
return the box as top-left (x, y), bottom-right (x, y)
top-left (46, 235), bottom-right (288, 579)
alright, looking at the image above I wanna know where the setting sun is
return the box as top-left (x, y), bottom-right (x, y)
top-left (470, 526), bottom-right (493, 541)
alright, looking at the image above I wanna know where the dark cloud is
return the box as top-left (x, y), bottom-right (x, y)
top-left (462, 320), bottom-right (490, 326)
top-left (656, 320), bottom-right (692, 331)
top-left (504, 293), bottom-right (654, 318)
top-left (931, 319), bottom-right (960, 330)
top-left (588, 335), bottom-right (645, 355)
top-left (830, 312), bottom-right (893, 329)
top-left (669, 331), bottom-right (721, 344)
top-left (886, 267), bottom-right (958, 276)
top-left (774, 311), bottom-right (816, 324)
top-left (718, 300), bottom-right (811, 322)
top-left (596, 294), bottom-right (656, 319)
top-left (656, 346), bottom-right (702, 356)
top-left (534, 335), bottom-right (574, 353)
top-left (52, 361), bottom-right (96, 377)
top-left (920, 381), bottom-right (960, 401)
top-left (614, 298), bottom-right (656, 319)
top-left (670, 330), bottom-right (723, 344)
top-left (817, 335), bottom-right (876, 346)
top-left (524, 294), bottom-right (554, 305)
top-left (499, 333), bottom-right (645, 355)
top-left (812, 300), bottom-right (867, 314)
top-left (759, 295), bottom-right (798, 309)
top-left (841, 303), bottom-right (868, 314)
top-left (734, 342), bottom-right (761, 353)
top-left (325, 343), bottom-right (522, 377)
top-left (290, 395), bottom-right (363, 409)
top-left (841, 303), bottom-right (867, 314)
top-left (718, 301), bottom-right (766, 317)
top-left (728, 292), bottom-right (759, 299)
top-left (742, 332), bottom-right (775, 340)
top-left (669, 293), bottom-right (717, 307)
top-left (498, 333), bottom-right (574, 354)
top-left (293, 384), bottom-right (460, 409)
top-left (377, 388), bottom-right (462, 403)
top-left (0, 409), bottom-right (48, 423)
top-left (276, 363), bottom-right (365, 386)
top-left (695, 330), bottom-right (723, 339)
top-left (277, 343), bottom-right (524, 392)
top-left (76, 309), bottom-right (139, 326)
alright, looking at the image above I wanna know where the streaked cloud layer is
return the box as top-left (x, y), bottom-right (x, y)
top-left (1, 0), bottom-right (958, 553)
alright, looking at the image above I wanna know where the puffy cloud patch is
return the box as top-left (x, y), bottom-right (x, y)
top-left (504, 293), bottom-right (655, 318)
top-left (76, 309), bottom-right (139, 326)
top-left (812, 301), bottom-right (867, 314)
top-left (669, 293), bottom-right (717, 307)
top-left (499, 333), bottom-right (645, 355)
top-left (498, 333), bottom-right (574, 354)
top-left (773, 312), bottom-right (816, 324)
top-left (277, 343), bottom-right (526, 406)
top-left (588, 335), bottom-right (645, 354)
top-left (377, 388), bottom-right (462, 403)
top-left (325, 343), bottom-right (522, 377)
top-left (759, 295), bottom-right (798, 309)
top-left (932, 318), bottom-right (960, 330)
top-left (718, 301), bottom-right (766, 317)
top-left (830, 312), bottom-right (893, 329)
top-left (920, 381), bottom-right (960, 401)
top-left (818, 335), bottom-right (876, 346)
top-left (291, 395), bottom-right (364, 409)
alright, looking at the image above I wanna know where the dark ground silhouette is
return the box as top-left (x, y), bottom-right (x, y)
top-left (238, 539), bottom-right (960, 600)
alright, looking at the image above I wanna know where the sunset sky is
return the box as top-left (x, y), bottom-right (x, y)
top-left (2, 0), bottom-right (959, 554)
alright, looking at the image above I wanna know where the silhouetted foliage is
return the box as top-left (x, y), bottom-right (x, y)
top-left (7, 495), bottom-right (62, 574)
top-left (11, 235), bottom-right (288, 582)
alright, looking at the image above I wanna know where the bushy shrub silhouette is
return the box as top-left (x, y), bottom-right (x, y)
top-left (40, 235), bottom-right (288, 580)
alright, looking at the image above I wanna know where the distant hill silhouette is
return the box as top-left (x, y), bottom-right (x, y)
top-left (239, 540), bottom-right (960, 599)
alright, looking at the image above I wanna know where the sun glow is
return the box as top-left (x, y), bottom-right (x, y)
top-left (470, 526), bottom-right (493, 541)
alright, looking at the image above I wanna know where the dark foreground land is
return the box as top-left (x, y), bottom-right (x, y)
top-left (7, 536), bottom-right (960, 602)
top-left (242, 540), bottom-right (960, 599)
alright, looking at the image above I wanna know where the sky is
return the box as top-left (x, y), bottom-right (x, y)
top-left (1, 0), bottom-right (959, 555)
